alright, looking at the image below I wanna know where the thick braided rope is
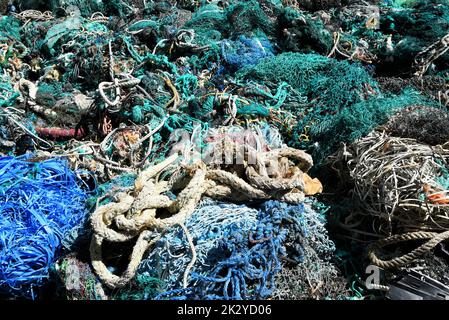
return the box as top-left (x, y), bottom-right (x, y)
top-left (91, 230), bottom-right (160, 288)
top-left (368, 230), bottom-right (449, 269)
top-left (246, 166), bottom-right (304, 191)
top-left (90, 155), bottom-right (182, 288)
top-left (207, 169), bottom-right (268, 199)
top-left (267, 148), bottom-right (314, 172)
top-left (90, 147), bottom-right (315, 288)
top-left (90, 162), bottom-right (208, 288)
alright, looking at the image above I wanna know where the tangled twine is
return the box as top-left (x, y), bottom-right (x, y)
top-left (327, 31), bottom-right (376, 64)
top-left (135, 199), bottom-right (260, 299)
top-left (384, 105), bottom-right (449, 146)
top-left (346, 131), bottom-right (449, 231)
top-left (98, 78), bottom-right (142, 110)
top-left (271, 199), bottom-right (348, 300)
top-left (155, 200), bottom-right (312, 300)
top-left (340, 130), bottom-right (449, 269)
top-left (90, 142), bottom-right (315, 289)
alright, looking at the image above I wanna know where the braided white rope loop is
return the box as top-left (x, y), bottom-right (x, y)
top-left (98, 78), bottom-right (141, 109)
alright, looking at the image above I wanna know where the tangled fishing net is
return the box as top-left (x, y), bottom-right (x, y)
top-left (87, 126), bottom-right (323, 289)
top-left (84, 197), bottom-right (345, 300)
top-left (3, 0), bottom-right (449, 301)
top-left (0, 156), bottom-right (91, 298)
top-left (384, 105), bottom-right (449, 145)
top-left (271, 199), bottom-right (352, 300)
top-left (238, 52), bottom-right (438, 165)
top-left (53, 253), bottom-right (107, 300)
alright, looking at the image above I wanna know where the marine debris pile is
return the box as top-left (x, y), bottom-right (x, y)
top-left (2, 0), bottom-right (449, 300)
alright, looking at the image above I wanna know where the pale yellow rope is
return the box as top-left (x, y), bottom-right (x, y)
top-left (90, 145), bottom-right (317, 289)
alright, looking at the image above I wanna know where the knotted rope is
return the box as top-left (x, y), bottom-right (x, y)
top-left (13, 10), bottom-right (53, 23)
top-left (368, 230), bottom-right (449, 269)
top-left (413, 33), bottom-right (449, 77)
top-left (344, 131), bottom-right (449, 233)
top-left (90, 145), bottom-right (315, 288)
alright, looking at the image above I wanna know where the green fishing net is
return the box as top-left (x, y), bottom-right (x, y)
top-left (237, 52), bottom-right (441, 166)
top-left (238, 52), bottom-right (378, 113)
top-left (184, 4), bottom-right (230, 42)
top-left (278, 6), bottom-right (333, 54)
top-left (376, 0), bottom-right (449, 74)
top-left (225, 0), bottom-right (279, 37)
top-left (300, 89), bottom-right (439, 165)
top-left (184, 0), bottom-right (279, 43)
top-left (0, 16), bottom-right (21, 40)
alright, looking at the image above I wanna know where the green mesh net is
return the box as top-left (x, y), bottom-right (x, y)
top-left (225, 0), bottom-right (278, 37)
top-left (115, 274), bottom-right (167, 300)
top-left (238, 52), bottom-right (379, 113)
top-left (236, 52), bottom-right (441, 166)
top-left (184, 4), bottom-right (230, 42)
top-left (376, 0), bottom-right (449, 74)
top-left (0, 16), bottom-right (21, 40)
top-left (299, 89), bottom-right (439, 166)
top-left (184, 0), bottom-right (280, 43)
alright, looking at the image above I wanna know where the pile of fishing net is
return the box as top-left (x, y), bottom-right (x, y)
top-left (48, 122), bottom-right (350, 300)
top-left (0, 155), bottom-right (91, 298)
top-left (320, 0), bottom-right (449, 76)
top-left (55, 198), bottom-right (349, 300)
top-left (3, 0), bottom-right (449, 301)
top-left (138, 199), bottom-right (343, 300)
top-left (237, 52), bottom-right (437, 166)
top-left (341, 130), bottom-right (449, 234)
top-left (1, 0), bottom-right (442, 172)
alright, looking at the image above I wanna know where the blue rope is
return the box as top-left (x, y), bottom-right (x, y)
top-left (0, 155), bottom-right (91, 298)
